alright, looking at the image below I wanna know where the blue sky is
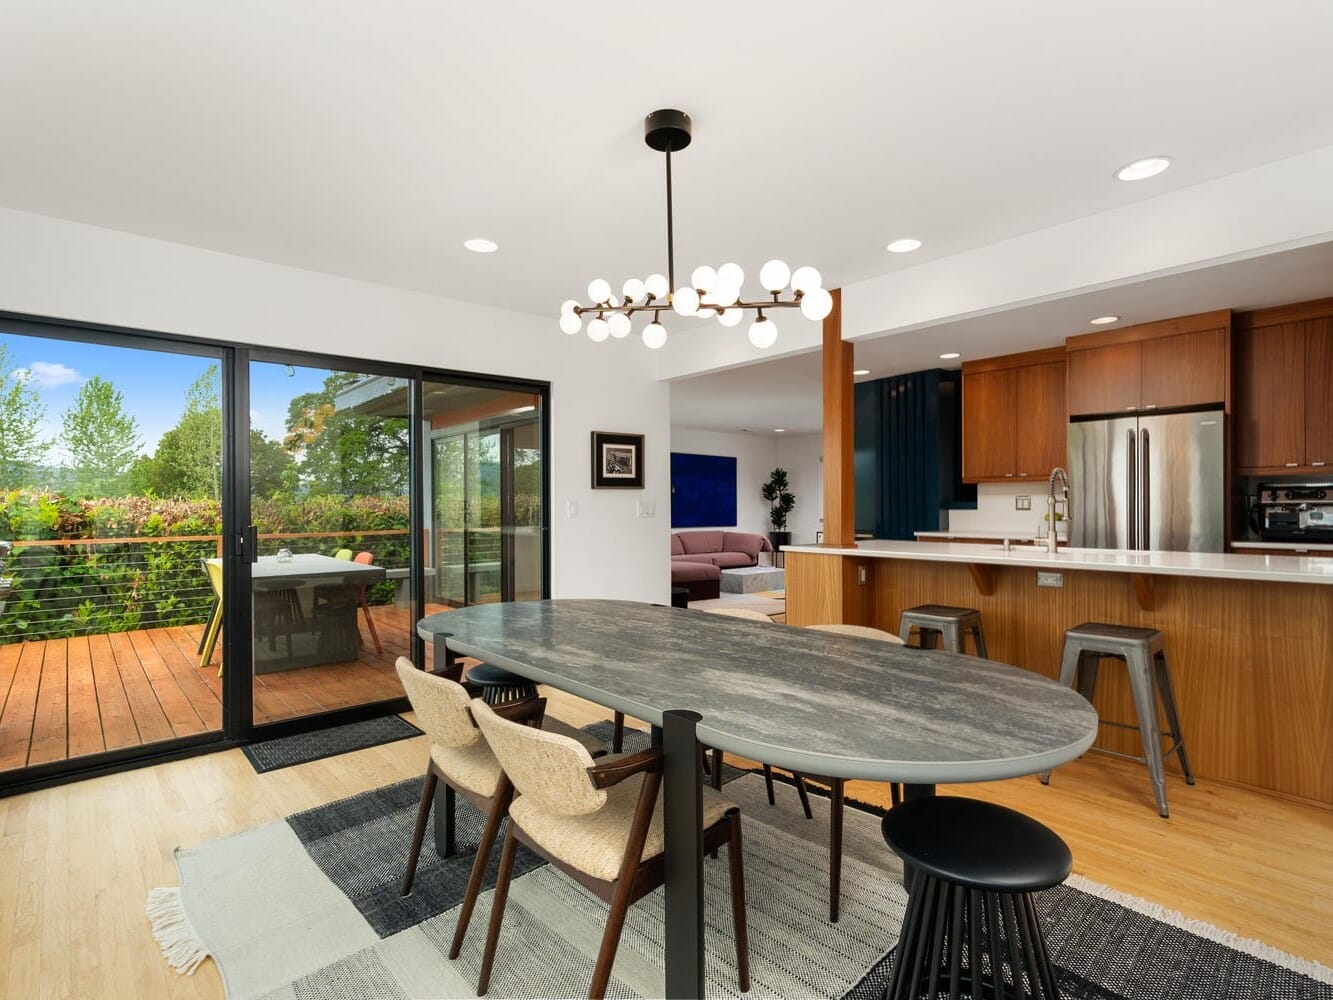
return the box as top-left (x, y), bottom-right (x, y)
top-left (0, 330), bottom-right (332, 461)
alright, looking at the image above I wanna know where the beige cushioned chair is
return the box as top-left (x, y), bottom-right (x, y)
top-left (393, 658), bottom-right (605, 961)
top-left (471, 698), bottom-right (751, 999)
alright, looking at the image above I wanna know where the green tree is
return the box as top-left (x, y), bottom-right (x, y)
top-left (145, 365), bottom-right (222, 499)
top-left (59, 375), bottom-right (142, 496)
top-left (249, 429), bottom-right (294, 498)
top-left (283, 371), bottom-right (408, 497)
top-left (0, 342), bottom-right (48, 487)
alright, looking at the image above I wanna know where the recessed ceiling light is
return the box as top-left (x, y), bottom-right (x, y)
top-left (464, 238), bottom-right (499, 253)
top-left (774, 428), bottom-right (785, 433)
top-left (1089, 315), bottom-right (1120, 325)
top-left (853, 368), bottom-right (871, 376)
top-left (939, 352), bottom-right (961, 360)
top-left (886, 238), bottom-right (923, 254)
top-left (1114, 157), bottom-right (1171, 182)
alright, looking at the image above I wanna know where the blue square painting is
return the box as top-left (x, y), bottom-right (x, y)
top-left (671, 452), bottom-right (737, 527)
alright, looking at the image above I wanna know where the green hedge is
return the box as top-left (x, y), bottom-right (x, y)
top-left (0, 490), bottom-right (409, 643)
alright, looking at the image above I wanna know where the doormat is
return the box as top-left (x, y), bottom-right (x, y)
top-left (242, 715), bottom-right (422, 773)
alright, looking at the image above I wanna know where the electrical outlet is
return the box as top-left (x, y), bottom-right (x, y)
top-left (1036, 571), bottom-right (1064, 588)
top-left (566, 500), bottom-right (578, 518)
top-left (857, 563), bottom-right (868, 585)
top-left (1016, 495), bottom-right (1032, 511)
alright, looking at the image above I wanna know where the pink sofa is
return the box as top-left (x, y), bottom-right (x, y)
top-left (670, 531), bottom-right (773, 600)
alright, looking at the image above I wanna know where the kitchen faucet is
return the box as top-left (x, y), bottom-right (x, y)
top-left (1046, 468), bottom-right (1071, 553)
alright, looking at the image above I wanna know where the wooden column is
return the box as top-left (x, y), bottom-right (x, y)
top-left (821, 288), bottom-right (855, 546)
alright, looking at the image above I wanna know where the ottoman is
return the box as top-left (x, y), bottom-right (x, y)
top-left (670, 560), bottom-right (721, 600)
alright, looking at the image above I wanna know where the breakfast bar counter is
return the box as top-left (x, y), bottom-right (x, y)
top-left (784, 541), bottom-right (1333, 806)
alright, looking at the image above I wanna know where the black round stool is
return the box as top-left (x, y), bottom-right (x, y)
top-left (465, 662), bottom-right (538, 705)
top-left (881, 797), bottom-right (1071, 1000)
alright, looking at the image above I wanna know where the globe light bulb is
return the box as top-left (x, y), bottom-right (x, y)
top-left (645, 273), bottom-right (669, 299)
top-left (672, 286), bottom-right (699, 316)
top-left (748, 317), bottom-right (778, 349)
top-left (712, 281), bottom-right (740, 308)
top-left (800, 286), bottom-right (834, 321)
top-left (759, 259), bottom-right (791, 292)
top-left (790, 266), bottom-right (822, 294)
top-left (587, 317), bottom-right (610, 342)
top-left (608, 313), bottom-right (632, 338)
top-left (587, 278), bottom-right (611, 304)
top-left (697, 307), bottom-right (717, 320)
top-left (690, 265), bottom-right (717, 292)
top-left (718, 308), bottom-right (744, 327)
top-left (607, 295), bottom-right (620, 308)
top-left (560, 299), bottom-right (579, 316)
top-left (717, 262), bottom-right (744, 288)
top-left (642, 321), bottom-right (667, 349)
top-left (559, 312), bottom-right (582, 335)
top-left (622, 278), bottom-right (646, 302)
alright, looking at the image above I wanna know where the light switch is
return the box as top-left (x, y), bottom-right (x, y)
top-left (1016, 495), bottom-right (1032, 511)
top-left (636, 501), bottom-right (655, 518)
top-left (1036, 571), bottom-right (1064, 588)
top-left (566, 500), bottom-right (578, 518)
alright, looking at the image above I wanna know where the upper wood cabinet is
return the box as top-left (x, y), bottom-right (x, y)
top-left (1234, 306), bottom-right (1333, 473)
top-left (1067, 313), bottom-right (1230, 417)
top-left (962, 349), bottom-right (1066, 483)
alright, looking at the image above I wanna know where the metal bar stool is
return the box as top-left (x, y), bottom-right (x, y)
top-left (1040, 622), bottom-right (1194, 817)
top-left (898, 604), bottom-right (988, 657)
top-left (881, 796), bottom-right (1070, 1000)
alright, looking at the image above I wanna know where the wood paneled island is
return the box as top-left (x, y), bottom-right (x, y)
top-left (785, 541), bottom-right (1333, 807)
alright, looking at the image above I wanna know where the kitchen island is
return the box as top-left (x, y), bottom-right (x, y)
top-left (784, 540), bottom-right (1333, 806)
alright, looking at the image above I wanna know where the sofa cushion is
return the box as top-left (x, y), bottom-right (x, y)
top-left (670, 533), bottom-right (685, 556)
top-left (677, 530), bottom-right (725, 555)
top-left (710, 552), bottom-right (754, 569)
top-left (670, 560), bottom-right (721, 583)
top-left (722, 531), bottom-right (770, 561)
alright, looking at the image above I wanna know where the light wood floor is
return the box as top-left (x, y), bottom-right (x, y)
top-left (0, 689), bottom-right (1329, 1000)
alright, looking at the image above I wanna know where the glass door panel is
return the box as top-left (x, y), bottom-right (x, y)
top-left (245, 361), bottom-right (410, 726)
top-left (0, 325), bottom-right (225, 780)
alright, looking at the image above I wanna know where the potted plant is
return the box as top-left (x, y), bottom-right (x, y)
top-left (761, 468), bottom-right (796, 550)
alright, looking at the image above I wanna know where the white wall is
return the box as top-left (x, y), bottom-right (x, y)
top-left (668, 428), bottom-right (775, 536)
top-left (947, 483), bottom-right (1067, 539)
top-left (0, 206), bottom-right (673, 602)
top-left (775, 433), bottom-right (823, 543)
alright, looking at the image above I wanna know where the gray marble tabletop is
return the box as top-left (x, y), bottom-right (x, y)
top-left (210, 553), bottom-right (386, 584)
top-left (418, 599), bottom-right (1098, 784)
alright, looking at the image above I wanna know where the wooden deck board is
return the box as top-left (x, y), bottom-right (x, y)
top-left (0, 603), bottom-right (425, 773)
top-left (27, 639), bottom-right (69, 766)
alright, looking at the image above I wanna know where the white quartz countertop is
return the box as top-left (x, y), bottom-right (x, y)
top-left (783, 539), bottom-right (1333, 585)
top-left (1230, 540), bottom-right (1333, 553)
top-left (915, 530), bottom-right (1067, 541)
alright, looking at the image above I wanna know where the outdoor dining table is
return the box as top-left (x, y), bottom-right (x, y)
top-left (211, 553), bottom-right (386, 669)
top-left (417, 598), bottom-right (1098, 1000)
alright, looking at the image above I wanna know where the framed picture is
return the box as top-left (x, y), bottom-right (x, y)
top-left (591, 431), bottom-right (645, 489)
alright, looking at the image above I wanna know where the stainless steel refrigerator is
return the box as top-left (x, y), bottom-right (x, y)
top-left (1066, 410), bottom-right (1225, 552)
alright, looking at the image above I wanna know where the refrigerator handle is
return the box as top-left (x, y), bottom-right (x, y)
top-left (1140, 428), bottom-right (1150, 551)
top-left (1126, 429), bottom-right (1136, 550)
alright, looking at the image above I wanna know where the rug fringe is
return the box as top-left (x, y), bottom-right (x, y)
top-left (146, 886), bottom-right (209, 975)
top-left (1065, 873), bottom-right (1333, 985)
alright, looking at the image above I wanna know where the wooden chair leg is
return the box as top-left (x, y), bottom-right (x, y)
top-left (588, 861), bottom-right (637, 1000)
top-left (359, 594), bottom-right (383, 655)
top-left (829, 778), bottom-right (845, 923)
top-left (449, 785), bottom-right (511, 960)
top-left (441, 784), bottom-right (457, 858)
top-left (890, 782), bottom-right (903, 807)
top-left (726, 813), bottom-right (751, 992)
top-left (477, 825), bottom-right (519, 996)
top-left (763, 764), bottom-right (776, 805)
top-left (710, 746), bottom-right (723, 790)
top-left (794, 773), bottom-right (814, 820)
top-left (401, 767), bottom-right (438, 896)
top-left (612, 711), bottom-right (624, 754)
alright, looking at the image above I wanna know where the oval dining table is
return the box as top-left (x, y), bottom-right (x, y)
top-left (417, 599), bottom-right (1097, 1000)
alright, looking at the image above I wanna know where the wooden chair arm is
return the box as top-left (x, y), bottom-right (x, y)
top-left (481, 696), bottom-right (548, 727)
top-left (586, 747), bottom-right (663, 789)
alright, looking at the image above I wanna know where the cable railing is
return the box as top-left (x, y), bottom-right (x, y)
top-left (0, 529), bottom-right (411, 644)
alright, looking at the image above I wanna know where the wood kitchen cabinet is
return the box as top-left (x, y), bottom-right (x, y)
top-left (1067, 313), bottom-right (1230, 417)
top-left (962, 348), bottom-right (1065, 483)
top-left (1234, 306), bottom-right (1333, 473)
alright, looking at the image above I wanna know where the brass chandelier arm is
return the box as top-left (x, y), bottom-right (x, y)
top-left (573, 295), bottom-right (806, 318)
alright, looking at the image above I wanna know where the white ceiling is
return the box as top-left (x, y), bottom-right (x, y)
top-left (2, 1), bottom-right (1333, 323)
top-left (670, 240), bottom-right (1333, 435)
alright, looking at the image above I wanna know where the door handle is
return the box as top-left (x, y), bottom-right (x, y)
top-left (235, 525), bottom-right (258, 562)
top-left (1127, 429), bottom-right (1136, 550)
top-left (1140, 429), bottom-right (1150, 551)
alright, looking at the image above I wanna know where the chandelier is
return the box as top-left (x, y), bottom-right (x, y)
top-left (559, 109), bottom-right (833, 350)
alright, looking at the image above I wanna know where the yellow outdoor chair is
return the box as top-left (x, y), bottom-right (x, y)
top-left (199, 559), bottom-right (224, 674)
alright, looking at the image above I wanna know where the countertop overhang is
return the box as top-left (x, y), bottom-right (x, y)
top-left (783, 539), bottom-right (1333, 585)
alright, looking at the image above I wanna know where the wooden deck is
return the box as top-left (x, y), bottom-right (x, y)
top-left (0, 604), bottom-right (447, 774)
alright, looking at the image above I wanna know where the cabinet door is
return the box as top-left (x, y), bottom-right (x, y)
top-left (961, 368), bottom-right (1016, 481)
top-left (1305, 318), bottom-right (1333, 468)
top-left (1141, 328), bottom-right (1227, 410)
top-left (1014, 362), bottom-right (1067, 478)
top-left (1067, 342), bottom-right (1141, 416)
top-left (1234, 322), bottom-right (1305, 470)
